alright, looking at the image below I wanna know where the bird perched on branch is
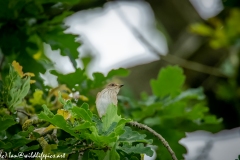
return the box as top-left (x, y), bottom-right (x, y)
top-left (96, 83), bottom-right (124, 118)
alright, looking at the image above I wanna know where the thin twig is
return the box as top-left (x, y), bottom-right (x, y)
top-left (162, 54), bottom-right (226, 77)
top-left (51, 129), bottom-right (59, 144)
top-left (114, 5), bottom-right (227, 78)
top-left (128, 121), bottom-right (178, 160)
top-left (16, 109), bottom-right (32, 118)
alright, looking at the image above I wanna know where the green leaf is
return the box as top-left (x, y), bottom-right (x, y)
top-left (143, 117), bottom-right (161, 126)
top-left (74, 121), bottom-right (93, 130)
top-left (58, 91), bottom-right (66, 105)
top-left (38, 112), bottom-right (79, 138)
top-left (91, 150), bottom-right (106, 160)
top-left (132, 103), bottom-right (162, 121)
top-left (64, 100), bottom-right (75, 110)
top-left (119, 126), bottom-right (152, 144)
top-left (186, 103), bottom-right (209, 120)
top-left (117, 143), bottom-right (153, 157)
top-left (53, 145), bottom-right (75, 154)
top-left (3, 65), bottom-right (30, 111)
top-left (190, 23), bottom-right (214, 36)
top-left (91, 72), bottom-right (106, 88)
top-left (53, 138), bottom-right (78, 154)
top-left (93, 115), bottom-right (104, 134)
top-left (0, 130), bottom-right (6, 140)
top-left (40, 0), bottom-right (80, 5)
top-left (41, 104), bottom-right (54, 117)
top-left (165, 87), bottom-right (205, 106)
top-left (104, 143), bottom-right (120, 160)
top-left (107, 68), bottom-right (129, 78)
top-left (85, 105), bottom-right (131, 146)
top-left (71, 103), bottom-right (92, 122)
top-left (39, 103), bottom-right (94, 139)
top-left (91, 68), bottom-right (129, 88)
top-left (20, 144), bottom-right (40, 152)
top-left (0, 141), bottom-right (12, 149)
top-left (162, 102), bottom-right (186, 118)
top-left (204, 115), bottom-right (222, 124)
top-left (114, 119), bottom-right (131, 136)
top-left (85, 126), bottom-right (117, 146)
top-left (51, 68), bottom-right (86, 89)
top-left (150, 66), bottom-right (185, 97)
top-left (0, 115), bottom-right (16, 132)
top-left (8, 129), bottom-right (34, 149)
top-left (102, 104), bottom-right (121, 132)
top-left (58, 92), bottom-right (75, 110)
top-left (81, 56), bottom-right (92, 69)
top-left (103, 122), bottom-right (118, 136)
top-left (50, 11), bottom-right (74, 24)
top-left (29, 89), bottom-right (46, 106)
top-left (42, 28), bottom-right (80, 68)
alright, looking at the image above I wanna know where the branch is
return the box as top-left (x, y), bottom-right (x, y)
top-left (51, 129), bottom-right (59, 144)
top-left (114, 4), bottom-right (227, 78)
top-left (161, 54), bottom-right (226, 77)
top-left (16, 109), bottom-right (32, 118)
top-left (128, 121), bottom-right (178, 160)
top-left (22, 116), bottom-right (44, 131)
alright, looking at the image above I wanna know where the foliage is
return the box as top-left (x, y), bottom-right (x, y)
top-left (0, 61), bottom-right (154, 159)
top-left (189, 6), bottom-right (240, 128)
top-left (190, 8), bottom-right (240, 49)
top-left (38, 98), bottom-right (153, 159)
top-left (0, 61), bottom-right (33, 112)
top-left (0, 1), bottom-right (224, 160)
top-left (119, 66), bottom-right (222, 159)
top-left (0, 0), bottom-right (105, 81)
top-left (0, 62), bottom-right (222, 159)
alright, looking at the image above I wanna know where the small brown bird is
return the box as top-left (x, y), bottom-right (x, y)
top-left (96, 83), bottom-right (124, 117)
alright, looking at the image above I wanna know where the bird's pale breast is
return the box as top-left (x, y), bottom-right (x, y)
top-left (96, 89), bottom-right (118, 117)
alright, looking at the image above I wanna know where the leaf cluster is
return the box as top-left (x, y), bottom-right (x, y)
top-left (0, 62), bottom-right (31, 112)
top-left (0, 1), bottom-right (225, 159)
top-left (0, 63), bottom-right (153, 160)
top-left (118, 66), bottom-right (223, 159)
top-left (37, 95), bottom-right (153, 159)
top-left (190, 8), bottom-right (240, 49)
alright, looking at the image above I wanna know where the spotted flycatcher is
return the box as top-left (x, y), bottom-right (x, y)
top-left (96, 83), bottom-right (124, 118)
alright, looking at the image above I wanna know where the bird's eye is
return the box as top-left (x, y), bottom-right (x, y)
top-left (111, 84), bottom-right (114, 86)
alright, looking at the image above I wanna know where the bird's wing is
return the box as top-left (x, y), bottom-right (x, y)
top-left (96, 92), bottom-right (100, 103)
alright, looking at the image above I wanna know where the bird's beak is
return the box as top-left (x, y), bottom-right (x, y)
top-left (119, 84), bottom-right (124, 88)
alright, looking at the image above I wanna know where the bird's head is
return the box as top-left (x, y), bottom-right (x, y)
top-left (105, 83), bottom-right (124, 94)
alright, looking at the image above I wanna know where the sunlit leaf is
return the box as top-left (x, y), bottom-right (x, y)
top-left (57, 109), bottom-right (71, 120)
top-left (12, 60), bottom-right (24, 77)
top-left (150, 66), bottom-right (185, 97)
top-left (29, 89), bottom-right (46, 106)
top-left (104, 143), bottom-right (120, 160)
top-left (190, 23), bottom-right (214, 36)
top-left (71, 103), bottom-right (92, 122)
top-left (102, 104), bottom-right (121, 132)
